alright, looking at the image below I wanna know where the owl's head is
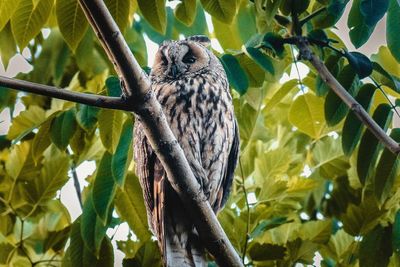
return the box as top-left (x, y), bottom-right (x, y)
top-left (151, 36), bottom-right (216, 81)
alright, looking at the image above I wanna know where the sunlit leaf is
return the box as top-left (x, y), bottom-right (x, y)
top-left (98, 109), bottom-right (124, 154)
top-left (11, 0), bottom-right (54, 48)
top-left (7, 105), bottom-right (46, 141)
top-left (56, 0), bottom-right (89, 51)
top-left (200, 0), bottom-right (237, 24)
top-left (137, 0), bottom-right (166, 33)
top-left (104, 0), bottom-right (130, 33)
top-left (175, 0), bottom-right (196, 26)
top-left (288, 93), bottom-right (326, 139)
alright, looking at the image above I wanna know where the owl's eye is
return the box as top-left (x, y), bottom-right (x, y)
top-left (182, 52), bottom-right (196, 64)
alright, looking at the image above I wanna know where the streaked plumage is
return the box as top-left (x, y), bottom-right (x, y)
top-left (134, 36), bottom-right (239, 267)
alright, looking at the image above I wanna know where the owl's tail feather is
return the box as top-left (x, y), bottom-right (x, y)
top-left (161, 185), bottom-right (207, 267)
top-left (164, 229), bottom-right (206, 267)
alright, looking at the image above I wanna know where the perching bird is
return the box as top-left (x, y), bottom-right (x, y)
top-left (134, 35), bottom-right (239, 267)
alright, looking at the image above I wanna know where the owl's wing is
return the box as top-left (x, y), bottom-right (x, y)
top-left (133, 121), bottom-right (165, 250)
top-left (215, 119), bottom-right (240, 211)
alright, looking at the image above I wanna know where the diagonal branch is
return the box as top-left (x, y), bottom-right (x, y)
top-left (77, 0), bottom-right (242, 265)
top-left (296, 38), bottom-right (400, 154)
top-left (0, 76), bottom-right (131, 111)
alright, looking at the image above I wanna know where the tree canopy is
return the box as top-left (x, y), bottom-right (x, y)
top-left (1, 0), bottom-right (400, 266)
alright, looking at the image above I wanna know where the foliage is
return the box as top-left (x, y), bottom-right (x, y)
top-left (0, 0), bottom-right (400, 266)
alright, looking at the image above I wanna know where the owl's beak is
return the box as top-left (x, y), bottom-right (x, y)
top-left (170, 64), bottom-right (179, 78)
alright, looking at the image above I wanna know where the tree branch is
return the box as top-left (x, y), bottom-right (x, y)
top-left (296, 38), bottom-right (400, 154)
top-left (77, 0), bottom-right (242, 265)
top-left (0, 76), bottom-right (131, 111)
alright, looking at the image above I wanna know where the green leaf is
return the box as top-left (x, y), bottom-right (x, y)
top-left (76, 104), bottom-right (99, 132)
top-left (373, 129), bottom-right (400, 203)
top-left (98, 109), bottom-right (124, 153)
top-left (265, 79), bottom-right (298, 113)
top-left (0, 22), bottom-right (17, 69)
top-left (387, 0), bottom-right (400, 63)
top-left (7, 105), bottom-right (46, 141)
top-left (115, 172), bottom-right (151, 242)
top-left (104, 0), bottom-right (130, 33)
top-left (32, 112), bottom-right (60, 163)
top-left (325, 65), bottom-right (359, 126)
top-left (307, 29), bottom-right (329, 44)
top-left (112, 119), bottom-right (132, 186)
top-left (22, 147), bottom-right (70, 215)
top-left (316, 54), bottom-right (342, 96)
top-left (122, 240), bottom-right (162, 266)
top-left (5, 141), bottom-right (41, 181)
top-left (311, 137), bottom-right (349, 178)
top-left (349, 23), bottom-right (374, 49)
top-left (280, 0), bottom-right (310, 15)
top-left (137, 0), bottom-right (166, 33)
top-left (175, 0), bottom-right (196, 26)
top-left (245, 47), bottom-right (275, 75)
top-left (312, 0), bottom-right (349, 29)
top-left (93, 152), bottom-right (116, 223)
top-left (81, 193), bottom-right (109, 256)
top-left (0, 0), bottom-right (20, 31)
top-left (105, 76), bottom-right (122, 97)
top-left (371, 61), bottom-right (400, 93)
top-left (235, 53), bottom-right (265, 87)
top-left (174, 4), bottom-right (208, 36)
top-left (11, 0), bottom-right (54, 48)
top-left (250, 217), bottom-right (289, 239)
top-left (262, 32), bottom-right (285, 58)
top-left (200, 0), bottom-right (238, 24)
top-left (288, 93), bottom-right (326, 139)
top-left (393, 211), bottom-right (400, 255)
top-left (360, 0), bottom-right (389, 26)
top-left (212, 16), bottom-right (242, 50)
top-left (50, 109), bottom-right (78, 150)
top-left (359, 225), bottom-right (392, 267)
top-left (357, 104), bottom-right (392, 185)
top-left (248, 243), bottom-right (286, 261)
top-left (56, 0), bottom-right (89, 51)
top-left (342, 84), bottom-right (376, 155)
top-left (348, 0), bottom-right (376, 48)
top-left (343, 51), bottom-right (373, 79)
top-left (70, 217), bottom-right (114, 267)
top-left (220, 54), bottom-right (249, 95)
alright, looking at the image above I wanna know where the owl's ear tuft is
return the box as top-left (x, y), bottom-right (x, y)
top-left (186, 35), bottom-right (211, 48)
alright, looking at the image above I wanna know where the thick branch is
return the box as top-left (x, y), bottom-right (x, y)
top-left (297, 39), bottom-right (400, 154)
top-left (0, 76), bottom-right (131, 111)
top-left (77, 0), bottom-right (242, 265)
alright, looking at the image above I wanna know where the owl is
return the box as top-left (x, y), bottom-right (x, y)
top-left (134, 35), bottom-right (239, 267)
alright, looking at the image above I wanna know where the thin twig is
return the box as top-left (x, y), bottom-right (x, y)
top-left (71, 162), bottom-right (83, 209)
top-left (299, 7), bottom-right (327, 26)
top-left (0, 76), bottom-right (131, 111)
top-left (66, 149), bottom-right (83, 209)
top-left (290, 45), bottom-right (305, 93)
top-left (239, 158), bottom-right (250, 265)
top-left (370, 76), bottom-right (400, 119)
